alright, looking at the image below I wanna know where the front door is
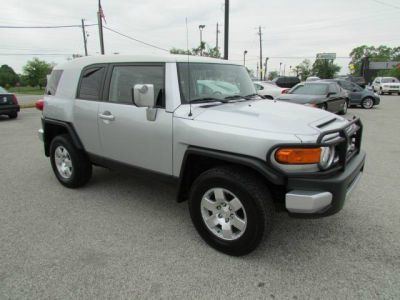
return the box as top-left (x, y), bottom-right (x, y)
top-left (98, 64), bottom-right (173, 175)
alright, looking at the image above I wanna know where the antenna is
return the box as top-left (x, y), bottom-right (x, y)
top-left (186, 17), bottom-right (192, 117)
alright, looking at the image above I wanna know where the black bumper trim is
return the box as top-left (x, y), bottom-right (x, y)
top-left (287, 150), bottom-right (366, 218)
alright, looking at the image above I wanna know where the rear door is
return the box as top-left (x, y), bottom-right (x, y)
top-left (98, 63), bottom-right (173, 175)
top-left (73, 64), bottom-right (106, 155)
top-left (327, 83), bottom-right (343, 112)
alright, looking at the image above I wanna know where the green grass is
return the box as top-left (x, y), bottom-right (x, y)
top-left (8, 86), bottom-right (45, 95)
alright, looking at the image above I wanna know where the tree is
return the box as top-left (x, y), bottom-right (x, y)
top-left (312, 59), bottom-right (341, 79)
top-left (294, 59), bottom-right (312, 81)
top-left (22, 58), bottom-right (52, 89)
top-left (0, 65), bottom-right (19, 88)
top-left (349, 45), bottom-right (400, 75)
top-left (268, 71), bottom-right (279, 80)
top-left (170, 42), bottom-right (221, 58)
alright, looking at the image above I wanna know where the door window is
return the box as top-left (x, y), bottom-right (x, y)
top-left (108, 65), bottom-right (165, 107)
top-left (77, 67), bottom-right (106, 100)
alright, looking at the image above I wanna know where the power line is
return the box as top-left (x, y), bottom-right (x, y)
top-left (103, 26), bottom-right (170, 52)
top-left (0, 24), bottom-right (97, 29)
top-left (0, 53), bottom-right (72, 56)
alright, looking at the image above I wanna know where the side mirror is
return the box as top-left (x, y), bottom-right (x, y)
top-left (133, 84), bottom-right (155, 107)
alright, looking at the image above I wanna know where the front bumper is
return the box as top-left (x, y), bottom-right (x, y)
top-left (382, 86), bottom-right (400, 93)
top-left (285, 150), bottom-right (366, 218)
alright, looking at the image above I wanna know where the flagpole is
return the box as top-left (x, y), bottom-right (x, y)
top-left (98, 0), bottom-right (105, 55)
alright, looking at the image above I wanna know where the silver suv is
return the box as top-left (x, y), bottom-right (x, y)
top-left (38, 55), bottom-right (365, 256)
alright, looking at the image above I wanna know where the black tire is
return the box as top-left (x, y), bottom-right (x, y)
top-left (321, 103), bottom-right (327, 110)
top-left (339, 100), bottom-right (348, 115)
top-left (50, 134), bottom-right (92, 188)
top-left (398, 92), bottom-right (400, 96)
top-left (188, 166), bottom-right (274, 256)
top-left (378, 89), bottom-right (383, 95)
top-left (8, 112), bottom-right (18, 119)
top-left (361, 97), bottom-right (374, 109)
top-left (265, 95), bottom-right (274, 100)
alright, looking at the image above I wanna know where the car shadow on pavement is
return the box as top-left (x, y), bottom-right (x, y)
top-left (85, 166), bottom-right (352, 262)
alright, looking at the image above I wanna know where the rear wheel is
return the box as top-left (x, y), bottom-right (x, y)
top-left (188, 166), bottom-right (274, 256)
top-left (50, 134), bottom-right (92, 188)
top-left (8, 112), bottom-right (18, 119)
top-left (361, 97), bottom-right (374, 109)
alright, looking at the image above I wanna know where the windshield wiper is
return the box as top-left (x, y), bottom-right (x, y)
top-left (189, 97), bottom-right (229, 104)
top-left (224, 93), bottom-right (260, 101)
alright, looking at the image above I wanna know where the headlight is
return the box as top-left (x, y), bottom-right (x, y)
top-left (319, 146), bottom-right (335, 170)
top-left (274, 146), bottom-right (335, 169)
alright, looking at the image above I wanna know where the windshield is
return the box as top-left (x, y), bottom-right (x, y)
top-left (0, 87), bottom-right (8, 93)
top-left (177, 63), bottom-right (256, 103)
top-left (381, 77), bottom-right (399, 83)
top-left (290, 84), bottom-right (328, 95)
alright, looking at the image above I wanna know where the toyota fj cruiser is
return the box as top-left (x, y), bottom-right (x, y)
top-left (38, 55), bottom-right (365, 256)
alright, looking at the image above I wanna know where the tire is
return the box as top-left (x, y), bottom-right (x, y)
top-left (321, 103), bottom-right (327, 110)
top-left (265, 95), bottom-right (274, 100)
top-left (188, 166), bottom-right (274, 256)
top-left (8, 112), bottom-right (18, 119)
top-left (339, 100), bottom-right (348, 115)
top-left (398, 92), bottom-right (400, 96)
top-left (378, 89), bottom-right (383, 95)
top-left (50, 134), bottom-right (92, 188)
top-left (361, 97), bottom-right (374, 109)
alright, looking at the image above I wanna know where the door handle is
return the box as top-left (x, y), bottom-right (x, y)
top-left (98, 111), bottom-right (115, 121)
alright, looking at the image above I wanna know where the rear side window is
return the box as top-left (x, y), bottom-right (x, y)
top-left (77, 66), bottom-right (105, 100)
top-left (45, 70), bottom-right (63, 95)
top-left (339, 80), bottom-right (353, 91)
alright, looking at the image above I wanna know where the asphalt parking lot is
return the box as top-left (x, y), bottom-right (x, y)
top-left (1, 97), bottom-right (399, 299)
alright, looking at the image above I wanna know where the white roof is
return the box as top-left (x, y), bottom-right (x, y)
top-left (55, 54), bottom-right (240, 70)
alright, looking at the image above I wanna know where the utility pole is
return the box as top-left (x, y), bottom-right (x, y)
top-left (198, 25), bottom-right (205, 56)
top-left (257, 26), bottom-right (263, 80)
top-left (97, 0), bottom-right (105, 55)
top-left (256, 62), bottom-right (259, 78)
top-left (283, 64), bottom-right (286, 76)
top-left (243, 50), bottom-right (248, 66)
top-left (279, 62), bottom-right (282, 76)
top-left (264, 57), bottom-right (269, 80)
top-left (216, 22), bottom-right (220, 51)
top-left (81, 19), bottom-right (88, 56)
top-left (224, 0), bottom-right (229, 60)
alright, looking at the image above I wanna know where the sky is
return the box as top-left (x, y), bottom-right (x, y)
top-left (1, 0), bottom-right (399, 76)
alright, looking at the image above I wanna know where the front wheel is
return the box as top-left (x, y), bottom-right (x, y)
top-left (50, 134), bottom-right (92, 188)
top-left (188, 166), bottom-right (274, 256)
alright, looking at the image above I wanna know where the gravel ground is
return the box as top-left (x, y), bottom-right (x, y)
top-left (0, 97), bottom-right (399, 299)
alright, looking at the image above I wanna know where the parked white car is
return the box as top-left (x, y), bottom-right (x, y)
top-left (372, 77), bottom-right (400, 95)
top-left (306, 76), bottom-right (321, 82)
top-left (253, 81), bottom-right (288, 99)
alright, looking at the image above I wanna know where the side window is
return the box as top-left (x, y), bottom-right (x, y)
top-left (108, 65), bottom-right (164, 107)
top-left (340, 81), bottom-right (353, 91)
top-left (351, 83), bottom-right (362, 91)
top-left (45, 70), bottom-right (63, 95)
top-left (375, 78), bottom-right (380, 84)
top-left (77, 67), bottom-right (105, 100)
top-left (254, 83), bottom-right (263, 90)
top-left (329, 84), bottom-right (338, 94)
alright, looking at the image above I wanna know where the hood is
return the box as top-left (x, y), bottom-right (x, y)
top-left (174, 99), bottom-right (347, 136)
top-left (276, 94), bottom-right (325, 104)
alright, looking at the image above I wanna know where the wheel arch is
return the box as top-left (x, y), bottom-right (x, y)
top-left (42, 118), bottom-right (84, 156)
top-left (176, 146), bottom-right (285, 203)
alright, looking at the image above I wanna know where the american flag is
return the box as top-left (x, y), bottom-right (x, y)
top-left (99, 0), bottom-right (106, 23)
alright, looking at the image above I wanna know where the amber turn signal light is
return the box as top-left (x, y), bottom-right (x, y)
top-left (275, 147), bottom-right (321, 164)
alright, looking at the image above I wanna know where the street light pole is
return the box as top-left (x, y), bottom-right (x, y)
top-left (81, 19), bottom-right (88, 56)
top-left (279, 62), bottom-right (282, 76)
top-left (198, 25), bottom-right (205, 56)
top-left (224, 0), bottom-right (229, 60)
top-left (264, 57), bottom-right (269, 80)
top-left (243, 50), bottom-right (248, 67)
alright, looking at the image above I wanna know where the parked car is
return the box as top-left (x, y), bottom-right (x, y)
top-left (321, 79), bottom-right (380, 109)
top-left (372, 77), bottom-right (400, 95)
top-left (38, 55), bottom-right (365, 256)
top-left (276, 82), bottom-right (348, 115)
top-left (197, 80), bottom-right (240, 96)
top-left (306, 76), bottom-right (320, 82)
top-left (0, 86), bottom-right (19, 119)
top-left (272, 76), bottom-right (300, 88)
top-left (253, 81), bottom-right (288, 99)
